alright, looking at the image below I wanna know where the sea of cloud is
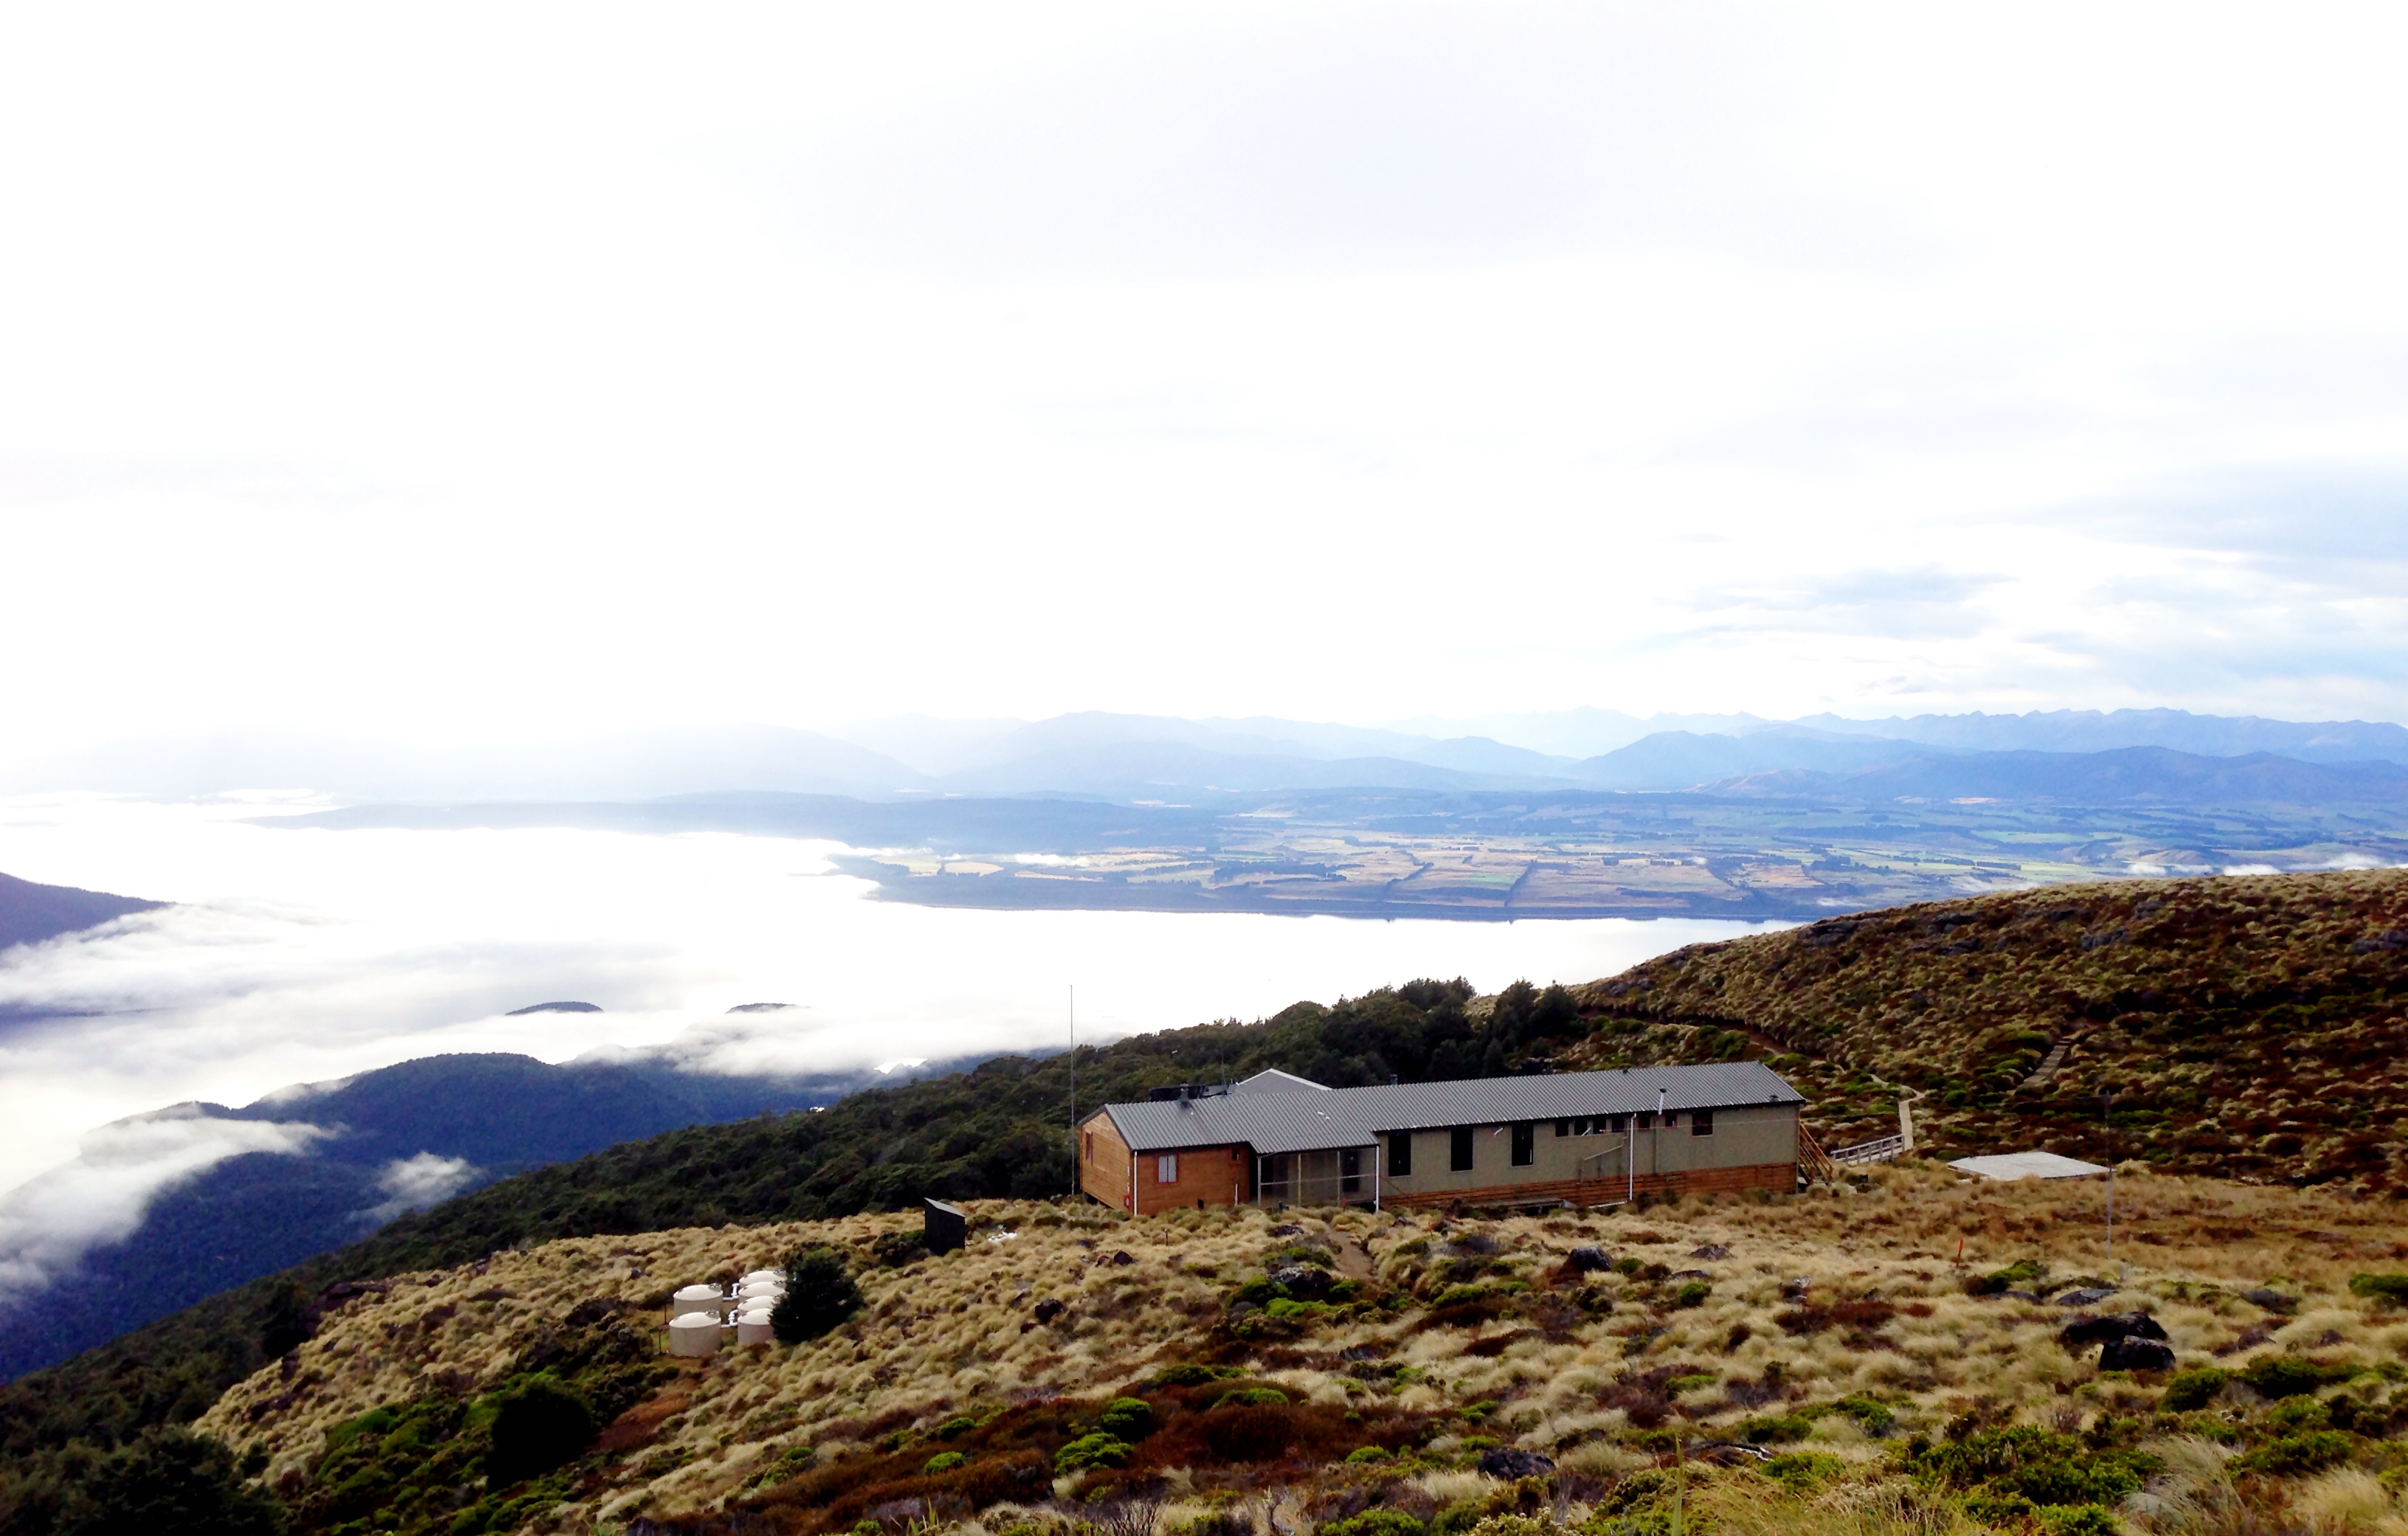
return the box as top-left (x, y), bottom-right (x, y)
top-left (0, 794), bottom-right (1775, 1300)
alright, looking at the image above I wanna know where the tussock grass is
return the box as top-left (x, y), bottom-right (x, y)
top-left (198, 1162), bottom-right (2408, 1535)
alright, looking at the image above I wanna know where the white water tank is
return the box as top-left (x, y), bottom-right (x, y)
top-left (736, 1309), bottom-right (777, 1346)
top-left (738, 1280), bottom-right (784, 1302)
top-left (742, 1269), bottom-right (783, 1285)
top-left (667, 1310), bottom-right (723, 1357)
top-left (673, 1284), bottom-right (726, 1310)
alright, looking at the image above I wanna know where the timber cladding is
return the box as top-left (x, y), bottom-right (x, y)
top-left (1079, 1115), bottom-right (1249, 1213)
top-left (1377, 1160), bottom-right (1793, 1210)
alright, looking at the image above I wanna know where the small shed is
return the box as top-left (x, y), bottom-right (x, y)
top-left (924, 1197), bottom-right (967, 1254)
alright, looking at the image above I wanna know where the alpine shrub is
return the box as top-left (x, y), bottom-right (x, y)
top-left (1054, 1433), bottom-right (1132, 1472)
top-left (1098, 1397), bottom-right (1154, 1440)
top-left (484, 1376), bottom-right (597, 1486)
top-left (2162, 1368), bottom-right (2229, 1413)
top-left (771, 1247), bottom-right (864, 1344)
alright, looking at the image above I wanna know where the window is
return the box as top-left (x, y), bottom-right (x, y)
top-left (1636, 1110), bottom-right (1656, 1129)
top-left (1608, 1114), bottom-right (1628, 1133)
top-left (1082, 1131), bottom-right (1093, 1161)
top-left (1450, 1126), bottom-right (1475, 1172)
top-left (1510, 1123), bottom-right (1535, 1166)
top-left (1691, 1108), bottom-right (1715, 1136)
top-left (1554, 1118), bottom-right (1571, 1137)
top-left (1573, 1116), bottom-right (1591, 1136)
top-left (1155, 1153), bottom-right (1179, 1184)
top-left (1387, 1129), bottom-right (1414, 1177)
top-left (1664, 1111), bottom-right (1680, 1129)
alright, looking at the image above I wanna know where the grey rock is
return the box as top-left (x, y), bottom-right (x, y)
top-left (1478, 1447), bottom-right (1557, 1480)
top-left (2241, 1287), bottom-right (2298, 1315)
top-left (1032, 1298), bottom-right (1066, 1324)
top-left (1690, 1244), bottom-right (1732, 1260)
top-left (2099, 1337), bottom-right (2176, 1372)
top-left (2054, 1288), bottom-right (2117, 1307)
top-left (1567, 1245), bottom-right (1611, 1273)
top-left (1270, 1265), bottom-right (1334, 1298)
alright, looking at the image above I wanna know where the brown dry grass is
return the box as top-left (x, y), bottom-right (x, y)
top-left (197, 1164), bottom-right (2408, 1535)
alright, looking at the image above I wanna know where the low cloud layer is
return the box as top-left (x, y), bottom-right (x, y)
top-left (0, 1105), bottom-right (328, 1307)
top-left (0, 794), bottom-right (1763, 1305)
top-left (361, 1152), bottom-right (480, 1226)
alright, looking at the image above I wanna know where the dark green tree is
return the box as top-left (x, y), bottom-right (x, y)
top-left (482, 1377), bottom-right (595, 1487)
top-left (51, 1427), bottom-right (284, 1536)
top-left (770, 1247), bottom-right (863, 1344)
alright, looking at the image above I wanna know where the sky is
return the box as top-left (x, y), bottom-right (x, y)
top-left (4, 2), bottom-right (2407, 754)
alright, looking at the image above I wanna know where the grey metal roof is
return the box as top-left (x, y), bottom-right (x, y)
top-left (1096, 1093), bottom-right (1381, 1157)
top-left (1093, 1061), bottom-right (1805, 1155)
top-left (1228, 1068), bottom-right (1329, 1096)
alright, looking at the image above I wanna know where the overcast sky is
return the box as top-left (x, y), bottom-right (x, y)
top-left (4, 2), bottom-right (2406, 751)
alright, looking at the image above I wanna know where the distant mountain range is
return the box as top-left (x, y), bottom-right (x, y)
top-left (11, 707), bottom-right (2408, 803)
top-left (0, 1048), bottom-right (964, 1382)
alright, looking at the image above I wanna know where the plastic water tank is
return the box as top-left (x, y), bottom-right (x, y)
top-left (673, 1283), bottom-right (726, 1310)
top-left (736, 1309), bottom-right (777, 1346)
top-left (667, 1310), bottom-right (723, 1358)
top-left (738, 1279), bottom-right (784, 1300)
top-left (742, 1269), bottom-right (783, 1285)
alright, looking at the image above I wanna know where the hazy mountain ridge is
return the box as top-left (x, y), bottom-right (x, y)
top-left (14, 706), bottom-right (2408, 804)
top-left (0, 872), bottom-right (163, 953)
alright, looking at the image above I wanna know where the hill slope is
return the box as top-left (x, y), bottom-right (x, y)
top-left (78, 1171), bottom-right (2408, 1536)
top-left (1563, 868), bottom-right (2408, 1191)
top-left (0, 871), bottom-right (162, 952)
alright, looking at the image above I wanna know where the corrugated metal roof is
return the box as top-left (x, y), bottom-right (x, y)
top-left (1099, 1093), bottom-right (1381, 1156)
top-left (1228, 1068), bottom-right (1329, 1095)
top-left (1094, 1060), bottom-right (1805, 1154)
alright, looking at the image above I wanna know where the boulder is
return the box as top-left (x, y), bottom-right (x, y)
top-left (2241, 1287), bottom-right (2298, 1315)
top-left (1690, 1244), bottom-right (1732, 1261)
top-left (2100, 1337), bottom-right (2176, 1372)
top-left (1478, 1447), bottom-right (1557, 1480)
top-left (1271, 1265), bottom-right (1335, 1299)
top-left (2052, 1288), bottom-right (2117, 1308)
top-left (1032, 1298), bottom-right (1067, 1324)
top-left (2061, 1312), bottom-right (2169, 1349)
top-left (1567, 1246), bottom-right (1611, 1273)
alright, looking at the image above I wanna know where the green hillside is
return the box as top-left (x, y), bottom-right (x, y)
top-left (1564, 868), bottom-right (2408, 1191)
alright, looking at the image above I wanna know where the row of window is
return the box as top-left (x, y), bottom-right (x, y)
top-left (1092, 1110), bottom-right (1718, 1187)
top-left (1388, 1110), bottom-right (1712, 1175)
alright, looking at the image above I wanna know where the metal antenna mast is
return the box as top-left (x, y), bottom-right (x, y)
top-left (1068, 986), bottom-right (1076, 1198)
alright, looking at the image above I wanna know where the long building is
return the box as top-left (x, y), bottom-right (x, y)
top-left (1077, 1061), bottom-right (1806, 1214)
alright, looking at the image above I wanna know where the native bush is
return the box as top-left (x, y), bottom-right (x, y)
top-left (2241, 1356), bottom-right (2350, 1400)
top-left (1097, 1398), bottom-right (1153, 1440)
top-left (2235, 1431), bottom-right (2353, 1476)
top-left (2348, 1273), bottom-right (2408, 1306)
top-left (772, 1246), bottom-right (864, 1344)
top-left (2162, 1368), bottom-right (2229, 1412)
top-left (484, 1376), bottom-right (596, 1486)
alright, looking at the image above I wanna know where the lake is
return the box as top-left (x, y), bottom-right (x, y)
top-left (0, 794), bottom-right (1785, 1194)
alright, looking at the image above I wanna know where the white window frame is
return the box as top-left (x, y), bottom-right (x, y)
top-left (1155, 1152), bottom-right (1179, 1184)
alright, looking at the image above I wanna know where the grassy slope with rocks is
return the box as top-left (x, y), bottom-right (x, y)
top-left (1561, 869), bottom-right (2408, 1192)
top-left (172, 1166), bottom-right (2408, 1536)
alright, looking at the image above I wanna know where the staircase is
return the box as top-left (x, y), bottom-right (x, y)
top-left (2018, 1034), bottom-right (2076, 1092)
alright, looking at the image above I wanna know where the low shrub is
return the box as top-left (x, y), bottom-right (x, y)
top-left (1740, 1414), bottom-right (1814, 1445)
top-left (1098, 1398), bottom-right (1153, 1440)
top-left (1346, 1445), bottom-right (1394, 1464)
top-left (1053, 1433), bottom-right (1132, 1472)
top-left (931, 1414), bottom-right (978, 1440)
top-left (2233, 1431), bottom-right (2353, 1476)
top-left (1213, 1387), bottom-right (1290, 1409)
top-left (2162, 1368), bottom-right (2229, 1413)
top-left (2348, 1273), bottom-right (2408, 1307)
top-left (1672, 1281), bottom-right (1711, 1310)
top-left (1762, 1450), bottom-right (1848, 1491)
top-left (1154, 1363), bottom-right (1234, 1388)
top-left (1320, 1512), bottom-right (1428, 1536)
top-left (2241, 1356), bottom-right (2351, 1400)
top-left (921, 1450), bottom-right (966, 1474)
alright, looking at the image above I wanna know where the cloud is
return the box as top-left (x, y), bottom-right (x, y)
top-left (361, 1152), bottom-right (480, 1225)
top-left (0, 1105), bottom-right (328, 1306)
